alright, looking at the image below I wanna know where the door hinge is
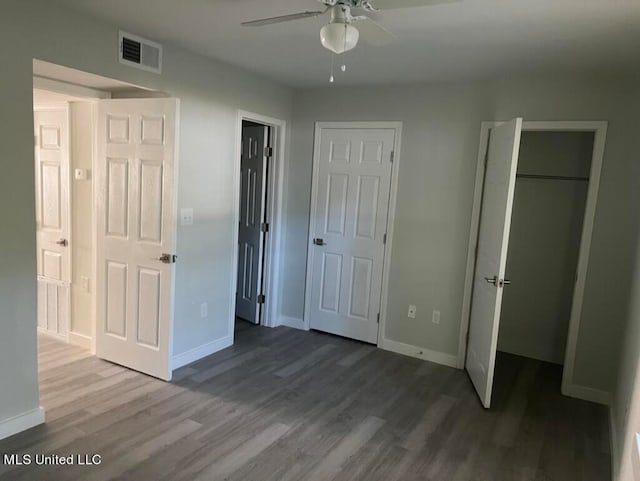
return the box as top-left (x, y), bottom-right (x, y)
top-left (390, 151), bottom-right (395, 163)
top-left (383, 233), bottom-right (387, 245)
top-left (260, 222), bottom-right (269, 233)
top-left (264, 146), bottom-right (273, 158)
top-left (257, 294), bottom-right (266, 304)
top-left (34, 135), bottom-right (38, 147)
top-left (377, 313), bottom-right (380, 324)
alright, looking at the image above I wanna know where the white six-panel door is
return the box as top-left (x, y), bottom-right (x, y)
top-left (466, 118), bottom-right (523, 408)
top-left (96, 98), bottom-right (179, 381)
top-left (34, 108), bottom-right (71, 339)
top-left (307, 126), bottom-right (396, 344)
top-left (236, 123), bottom-right (268, 324)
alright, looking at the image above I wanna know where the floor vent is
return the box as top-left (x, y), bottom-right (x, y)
top-left (119, 31), bottom-right (162, 74)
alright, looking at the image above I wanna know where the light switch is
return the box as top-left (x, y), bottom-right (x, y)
top-left (180, 208), bottom-right (194, 226)
top-left (74, 168), bottom-right (87, 180)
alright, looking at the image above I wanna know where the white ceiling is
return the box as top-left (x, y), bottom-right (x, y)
top-left (58, 0), bottom-right (640, 87)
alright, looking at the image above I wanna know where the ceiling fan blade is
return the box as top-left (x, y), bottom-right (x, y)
top-left (370, 0), bottom-right (459, 10)
top-left (242, 10), bottom-right (326, 27)
top-left (353, 16), bottom-right (396, 46)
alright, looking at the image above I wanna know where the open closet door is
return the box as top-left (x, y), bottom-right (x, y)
top-left (466, 118), bottom-right (522, 408)
top-left (96, 98), bottom-right (179, 381)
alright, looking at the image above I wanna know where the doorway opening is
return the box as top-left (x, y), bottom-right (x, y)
top-left (32, 59), bottom-right (180, 384)
top-left (461, 120), bottom-right (607, 408)
top-left (497, 131), bottom-right (593, 366)
top-left (232, 112), bottom-right (287, 336)
top-left (235, 120), bottom-right (272, 327)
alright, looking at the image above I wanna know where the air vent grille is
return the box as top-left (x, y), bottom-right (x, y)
top-left (122, 37), bottom-right (141, 63)
top-left (119, 31), bottom-right (162, 74)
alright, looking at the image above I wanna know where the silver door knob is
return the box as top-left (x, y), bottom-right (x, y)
top-left (313, 238), bottom-right (326, 246)
top-left (55, 239), bottom-right (68, 247)
top-left (158, 253), bottom-right (178, 264)
top-left (485, 276), bottom-right (511, 287)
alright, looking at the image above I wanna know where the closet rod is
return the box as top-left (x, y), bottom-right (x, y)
top-left (516, 173), bottom-right (589, 182)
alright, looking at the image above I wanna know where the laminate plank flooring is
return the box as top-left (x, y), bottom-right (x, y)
top-left (0, 322), bottom-right (611, 481)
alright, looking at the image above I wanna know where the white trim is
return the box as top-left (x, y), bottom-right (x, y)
top-left (278, 316), bottom-right (306, 330)
top-left (0, 407), bottom-right (45, 441)
top-left (459, 120), bottom-right (608, 398)
top-left (559, 121), bottom-right (607, 395)
top-left (633, 433), bottom-right (640, 481)
top-left (303, 121), bottom-right (403, 340)
top-left (381, 338), bottom-right (458, 368)
top-left (33, 76), bottom-right (111, 100)
top-left (171, 335), bottom-right (233, 370)
top-left (561, 383), bottom-right (612, 406)
top-left (37, 327), bottom-right (68, 343)
top-left (231, 111), bottom-right (288, 341)
top-left (68, 331), bottom-right (94, 352)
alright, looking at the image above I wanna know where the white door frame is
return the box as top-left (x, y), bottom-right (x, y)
top-left (303, 121), bottom-right (403, 349)
top-left (458, 120), bottom-right (608, 403)
top-left (230, 111), bottom-right (287, 338)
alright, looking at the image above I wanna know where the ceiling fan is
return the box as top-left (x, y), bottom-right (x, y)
top-left (242, 0), bottom-right (458, 55)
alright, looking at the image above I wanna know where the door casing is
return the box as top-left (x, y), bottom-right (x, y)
top-left (303, 121), bottom-right (403, 350)
top-left (459, 120), bottom-right (608, 405)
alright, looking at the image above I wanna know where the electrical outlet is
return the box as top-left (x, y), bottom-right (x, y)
top-left (408, 305), bottom-right (417, 319)
top-left (432, 310), bottom-right (441, 325)
top-left (200, 302), bottom-right (208, 319)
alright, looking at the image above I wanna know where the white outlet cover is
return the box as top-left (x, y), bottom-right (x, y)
top-left (408, 305), bottom-right (417, 319)
top-left (180, 208), bottom-right (194, 226)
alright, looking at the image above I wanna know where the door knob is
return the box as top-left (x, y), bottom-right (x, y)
top-left (313, 238), bottom-right (326, 246)
top-left (484, 276), bottom-right (498, 286)
top-left (485, 276), bottom-right (511, 287)
top-left (158, 253), bottom-right (178, 264)
top-left (55, 239), bottom-right (68, 247)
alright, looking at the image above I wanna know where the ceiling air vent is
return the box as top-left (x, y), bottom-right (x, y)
top-left (119, 31), bottom-right (162, 74)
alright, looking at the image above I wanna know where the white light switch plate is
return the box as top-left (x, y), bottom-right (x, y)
top-left (180, 208), bottom-right (194, 226)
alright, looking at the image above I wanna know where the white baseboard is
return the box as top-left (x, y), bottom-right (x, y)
top-left (278, 316), bottom-right (306, 330)
top-left (381, 338), bottom-right (458, 368)
top-left (171, 335), bottom-right (233, 371)
top-left (37, 327), bottom-right (68, 343)
top-left (562, 383), bottom-right (612, 406)
top-left (68, 331), bottom-right (94, 352)
top-left (0, 407), bottom-right (45, 441)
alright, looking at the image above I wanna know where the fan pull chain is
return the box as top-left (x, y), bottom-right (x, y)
top-left (329, 53), bottom-right (335, 83)
top-left (341, 24), bottom-right (348, 72)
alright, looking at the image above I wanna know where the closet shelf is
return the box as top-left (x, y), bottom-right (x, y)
top-left (516, 173), bottom-right (589, 182)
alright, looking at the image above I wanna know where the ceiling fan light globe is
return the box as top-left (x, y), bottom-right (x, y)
top-left (320, 23), bottom-right (359, 54)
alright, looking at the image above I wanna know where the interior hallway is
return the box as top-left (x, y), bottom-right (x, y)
top-left (0, 325), bottom-right (610, 481)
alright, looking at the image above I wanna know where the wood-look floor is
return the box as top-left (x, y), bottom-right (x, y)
top-left (0, 322), bottom-right (610, 481)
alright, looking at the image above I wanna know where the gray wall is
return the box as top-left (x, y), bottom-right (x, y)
top-left (0, 0), bottom-right (292, 427)
top-left (498, 132), bottom-right (592, 364)
top-left (611, 86), bottom-right (640, 478)
top-left (288, 78), bottom-right (640, 394)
